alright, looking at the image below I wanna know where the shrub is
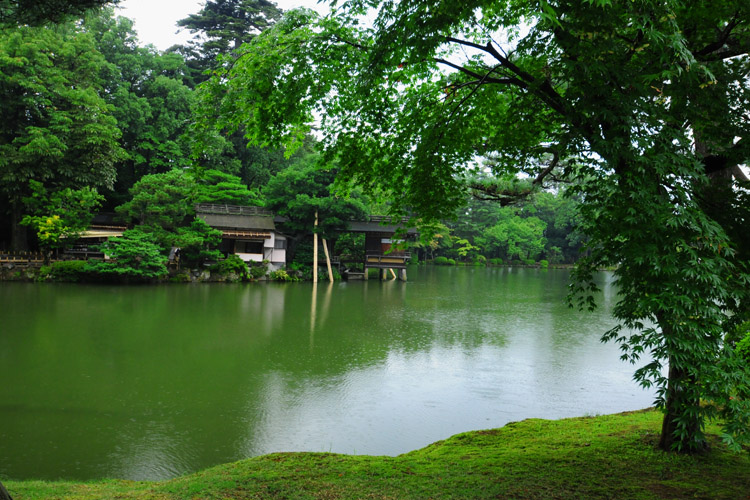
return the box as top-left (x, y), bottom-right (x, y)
top-left (269, 269), bottom-right (299, 282)
top-left (249, 260), bottom-right (269, 280)
top-left (539, 260), bottom-right (549, 269)
top-left (447, 258), bottom-right (456, 265)
top-left (737, 330), bottom-right (750, 363)
top-left (286, 261), bottom-right (308, 280)
top-left (524, 258), bottom-right (536, 266)
top-left (85, 230), bottom-right (167, 281)
top-left (169, 272), bottom-right (191, 283)
top-left (211, 254), bottom-right (249, 280)
top-left (489, 258), bottom-right (504, 266)
top-left (49, 260), bottom-right (88, 281)
top-left (434, 256), bottom-right (449, 265)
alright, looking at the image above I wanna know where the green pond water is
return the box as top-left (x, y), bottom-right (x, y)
top-left (0, 266), bottom-right (654, 481)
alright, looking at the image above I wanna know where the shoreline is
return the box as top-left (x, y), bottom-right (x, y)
top-left (4, 408), bottom-right (749, 499)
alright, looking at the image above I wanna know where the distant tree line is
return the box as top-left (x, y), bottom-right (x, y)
top-left (0, 0), bottom-right (583, 279)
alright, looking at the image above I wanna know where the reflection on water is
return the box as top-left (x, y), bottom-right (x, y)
top-left (0, 267), bottom-right (654, 481)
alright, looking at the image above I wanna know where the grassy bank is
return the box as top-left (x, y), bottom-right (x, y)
top-left (5, 409), bottom-right (749, 499)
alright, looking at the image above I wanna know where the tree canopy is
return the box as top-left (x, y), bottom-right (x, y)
top-left (0, 0), bottom-right (114, 26)
top-left (0, 21), bottom-right (124, 249)
top-left (200, 0), bottom-right (750, 452)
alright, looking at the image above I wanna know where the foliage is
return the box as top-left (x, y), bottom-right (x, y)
top-left (489, 258), bottom-right (503, 266)
top-left (175, 0), bottom-right (283, 84)
top-left (115, 169), bottom-right (194, 248)
top-left (204, 0), bottom-right (750, 452)
top-left (736, 332), bottom-right (750, 364)
top-left (172, 218), bottom-right (223, 267)
top-left (115, 168), bottom-right (258, 262)
top-left (433, 256), bottom-right (449, 266)
top-left (0, 0), bottom-right (114, 26)
top-left (453, 238), bottom-right (480, 262)
top-left (249, 260), bottom-right (269, 280)
top-left (37, 260), bottom-right (88, 282)
top-left (269, 269), bottom-right (298, 282)
top-left (264, 152), bottom-right (368, 240)
top-left (84, 9), bottom-right (199, 207)
top-left (84, 229), bottom-right (167, 281)
top-left (285, 261), bottom-right (308, 279)
top-left (0, 22), bottom-right (123, 249)
top-left (210, 254), bottom-right (249, 280)
top-left (193, 169), bottom-right (263, 206)
top-left (20, 181), bottom-right (103, 260)
top-left (484, 213), bottom-right (547, 262)
top-left (539, 260), bottom-right (549, 269)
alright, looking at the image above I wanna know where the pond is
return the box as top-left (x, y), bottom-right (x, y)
top-left (0, 266), bottom-right (655, 481)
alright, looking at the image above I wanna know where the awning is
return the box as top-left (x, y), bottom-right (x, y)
top-left (80, 228), bottom-right (125, 238)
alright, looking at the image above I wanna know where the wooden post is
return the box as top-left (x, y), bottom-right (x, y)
top-left (322, 238), bottom-right (334, 283)
top-left (389, 268), bottom-right (397, 279)
top-left (399, 268), bottom-right (407, 281)
top-left (310, 281), bottom-right (317, 347)
top-left (313, 210), bottom-right (319, 283)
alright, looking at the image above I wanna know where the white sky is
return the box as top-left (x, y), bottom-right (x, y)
top-left (116, 0), bottom-right (328, 51)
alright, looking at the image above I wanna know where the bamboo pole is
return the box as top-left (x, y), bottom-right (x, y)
top-left (310, 282), bottom-right (317, 348)
top-left (322, 238), bottom-right (334, 283)
top-left (313, 210), bottom-right (319, 283)
top-left (389, 268), bottom-right (397, 279)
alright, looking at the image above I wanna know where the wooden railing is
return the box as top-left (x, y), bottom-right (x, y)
top-left (0, 251), bottom-right (45, 263)
top-left (195, 203), bottom-right (273, 217)
top-left (367, 215), bottom-right (411, 224)
top-left (364, 251), bottom-right (411, 269)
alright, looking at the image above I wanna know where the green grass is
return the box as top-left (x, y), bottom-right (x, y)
top-left (5, 409), bottom-right (749, 499)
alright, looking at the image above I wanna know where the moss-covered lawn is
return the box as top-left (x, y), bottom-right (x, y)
top-left (5, 409), bottom-right (749, 499)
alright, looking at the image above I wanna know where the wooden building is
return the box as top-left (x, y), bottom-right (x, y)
top-left (195, 203), bottom-right (287, 269)
top-left (346, 216), bottom-right (417, 281)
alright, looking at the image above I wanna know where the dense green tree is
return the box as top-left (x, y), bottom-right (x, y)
top-left (172, 218), bottom-right (223, 268)
top-left (202, 1), bottom-right (750, 451)
top-left (20, 180), bottom-right (103, 263)
top-left (175, 0), bottom-right (283, 83)
top-left (193, 169), bottom-right (263, 206)
top-left (116, 169), bottom-right (194, 247)
top-left (115, 168), bottom-right (255, 265)
top-left (176, 0), bottom-right (291, 198)
top-left (525, 191), bottom-right (583, 263)
top-left (84, 10), bottom-right (201, 208)
top-left (0, 0), bottom-right (114, 26)
top-left (484, 212), bottom-right (546, 262)
top-left (85, 228), bottom-right (167, 281)
top-left (264, 152), bottom-right (367, 262)
top-left (0, 22), bottom-right (123, 250)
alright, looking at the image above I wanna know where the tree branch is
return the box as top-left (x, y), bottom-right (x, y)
top-left (433, 58), bottom-right (525, 87)
top-left (695, 15), bottom-right (743, 57)
top-left (446, 37), bottom-right (569, 117)
top-left (532, 151), bottom-right (560, 185)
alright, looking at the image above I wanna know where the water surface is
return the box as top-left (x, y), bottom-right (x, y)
top-left (0, 266), bottom-right (653, 481)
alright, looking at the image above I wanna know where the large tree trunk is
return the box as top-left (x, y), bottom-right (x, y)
top-left (658, 360), bottom-right (705, 452)
top-left (657, 316), bottom-right (707, 453)
top-left (0, 480), bottom-right (13, 500)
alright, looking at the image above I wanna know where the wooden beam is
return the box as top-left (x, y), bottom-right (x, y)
top-left (322, 238), bottom-right (334, 283)
top-left (313, 210), bottom-right (319, 284)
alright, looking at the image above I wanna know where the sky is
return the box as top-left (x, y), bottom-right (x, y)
top-left (116, 0), bottom-right (328, 51)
